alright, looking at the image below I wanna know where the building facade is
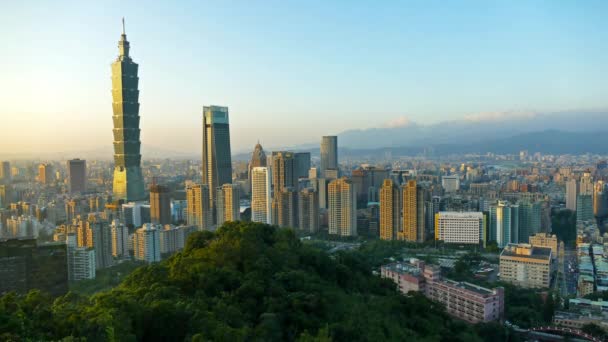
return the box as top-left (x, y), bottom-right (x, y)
top-left (435, 212), bottom-right (484, 245)
top-left (251, 167), bottom-right (272, 224)
top-left (379, 179), bottom-right (400, 240)
top-left (67, 159), bottom-right (86, 194)
top-left (150, 184), bottom-right (171, 225)
top-left (216, 184), bottom-right (240, 226)
top-left (499, 243), bottom-right (554, 288)
top-left (320, 136), bottom-right (338, 177)
top-left (328, 178), bottom-right (357, 236)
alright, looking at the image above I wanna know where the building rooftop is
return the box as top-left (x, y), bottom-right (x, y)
top-left (382, 262), bottom-right (422, 276)
top-left (442, 279), bottom-right (499, 296)
top-left (500, 243), bottom-right (552, 261)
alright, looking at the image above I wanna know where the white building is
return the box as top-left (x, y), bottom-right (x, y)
top-left (134, 223), bottom-right (161, 263)
top-left (66, 233), bottom-right (95, 281)
top-left (111, 219), bottom-right (129, 258)
top-left (435, 212), bottom-right (484, 245)
top-left (566, 179), bottom-right (579, 211)
top-left (442, 175), bottom-right (460, 193)
top-left (251, 166), bottom-right (272, 224)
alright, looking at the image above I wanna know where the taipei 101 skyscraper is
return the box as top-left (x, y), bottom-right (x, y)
top-left (111, 19), bottom-right (145, 202)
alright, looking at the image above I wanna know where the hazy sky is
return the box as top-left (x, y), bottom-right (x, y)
top-left (1, 1), bottom-right (607, 156)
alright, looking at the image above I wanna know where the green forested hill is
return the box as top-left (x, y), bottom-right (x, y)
top-left (0, 222), bottom-right (484, 341)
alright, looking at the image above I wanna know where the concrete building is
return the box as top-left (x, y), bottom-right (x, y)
top-left (202, 105), bottom-right (233, 224)
top-left (381, 260), bottom-right (504, 323)
top-left (216, 184), bottom-right (240, 226)
top-left (248, 142), bottom-right (267, 193)
top-left (379, 179), bottom-right (400, 241)
top-left (518, 201), bottom-right (542, 243)
top-left (133, 223), bottom-right (161, 263)
top-left (67, 159), bottom-right (86, 194)
top-left (186, 184), bottom-right (212, 231)
top-left (528, 233), bottom-right (559, 259)
top-left (328, 177), bottom-right (357, 237)
top-left (66, 233), bottom-right (95, 281)
top-left (83, 218), bottom-right (113, 270)
top-left (275, 187), bottom-right (298, 228)
top-left (399, 180), bottom-right (426, 242)
top-left (320, 136), bottom-right (338, 178)
top-left (435, 212), bottom-right (484, 245)
top-left (38, 163), bottom-right (53, 185)
top-left (158, 225), bottom-right (196, 255)
top-left (298, 187), bottom-right (319, 233)
top-left (441, 175), bottom-right (460, 193)
top-left (576, 194), bottom-right (594, 223)
top-left (294, 152), bottom-right (311, 180)
top-left (593, 181), bottom-right (607, 218)
top-left (0, 161), bottom-right (10, 183)
top-left (489, 201), bottom-right (519, 247)
top-left (150, 184), bottom-right (171, 225)
top-left (499, 243), bottom-right (554, 288)
top-left (566, 178), bottom-right (579, 211)
top-left (251, 167), bottom-right (272, 224)
top-left (110, 219), bottom-right (129, 258)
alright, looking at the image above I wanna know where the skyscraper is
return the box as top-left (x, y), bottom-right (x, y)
top-left (565, 179), bottom-right (579, 211)
top-left (67, 159), bottom-right (86, 194)
top-left (248, 142), bottom-right (267, 191)
top-left (517, 201), bottom-right (541, 243)
top-left (489, 201), bottom-right (519, 247)
top-left (294, 152), bottom-right (311, 180)
top-left (251, 167), bottom-right (272, 224)
top-left (150, 184), bottom-right (171, 225)
top-left (328, 177), bottom-right (357, 237)
top-left (38, 163), bottom-right (53, 185)
top-left (110, 219), bottom-right (129, 258)
top-left (134, 223), bottom-right (161, 263)
top-left (379, 179), bottom-right (400, 241)
top-left (111, 21), bottom-right (145, 202)
top-left (399, 180), bottom-right (418, 242)
top-left (272, 151), bottom-right (296, 193)
top-left (320, 136), bottom-right (338, 177)
top-left (186, 184), bottom-right (212, 231)
top-left (276, 187), bottom-right (298, 228)
top-left (298, 188), bottom-right (319, 233)
top-left (593, 181), bottom-right (607, 218)
top-left (216, 184), bottom-right (240, 226)
top-left (202, 106), bottom-right (233, 223)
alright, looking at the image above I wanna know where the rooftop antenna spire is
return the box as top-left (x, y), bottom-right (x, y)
top-left (122, 17), bottom-right (125, 35)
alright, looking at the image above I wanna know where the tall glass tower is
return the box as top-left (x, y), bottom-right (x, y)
top-left (202, 106), bottom-right (233, 223)
top-left (111, 20), bottom-right (145, 202)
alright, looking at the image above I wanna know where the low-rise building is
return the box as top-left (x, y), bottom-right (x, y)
top-left (434, 211), bottom-right (484, 245)
top-left (499, 243), bottom-right (554, 288)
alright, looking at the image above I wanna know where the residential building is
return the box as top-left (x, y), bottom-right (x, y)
top-left (216, 184), bottom-right (240, 226)
top-left (379, 179), bottom-right (400, 240)
top-left (441, 175), bottom-right (460, 193)
top-left (150, 184), bottom-right (171, 225)
top-left (110, 219), bottom-right (129, 258)
top-left (186, 184), bottom-right (212, 230)
top-left (489, 201), bottom-right (519, 247)
top-left (66, 233), bottom-right (95, 281)
top-left (566, 179), bottom-right (579, 211)
top-left (298, 187), bottom-right (319, 233)
top-left (133, 223), bottom-right (161, 263)
top-left (251, 166), bottom-right (272, 224)
top-left (38, 163), bottom-right (53, 185)
top-left (328, 177), bottom-right (357, 236)
top-left (435, 212), bottom-right (484, 245)
top-left (499, 243), bottom-right (554, 288)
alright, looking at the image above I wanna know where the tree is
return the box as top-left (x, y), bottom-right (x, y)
top-left (581, 323), bottom-right (607, 340)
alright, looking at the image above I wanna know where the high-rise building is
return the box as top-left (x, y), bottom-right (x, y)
top-left (110, 219), bottom-right (129, 258)
top-left (84, 218), bottom-right (113, 270)
top-left (248, 142), bottom-right (267, 192)
top-left (216, 184), bottom-right (240, 226)
top-left (499, 243), bottom-right (554, 288)
top-left (38, 163), bottom-right (53, 185)
top-left (111, 22), bottom-right (145, 202)
top-left (379, 179), bottom-right (400, 240)
top-left (150, 184), bottom-right (171, 225)
top-left (251, 167), bottom-right (272, 224)
top-left (593, 181), bottom-right (607, 218)
top-left (399, 180), bottom-right (420, 242)
top-left (576, 194), bottom-right (593, 223)
top-left (202, 105), bottom-right (233, 224)
top-left (328, 178), bottom-right (357, 237)
top-left (272, 151), bottom-right (296, 193)
top-left (566, 179), bottom-right (579, 211)
top-left (579, 172), bottom-right (594, 195)
top-left (441, 175), bottom-right (460, 193)
top-left (276, 187), bottom-right (298, 228)
top-left (294, 152), bottom-right (311, 180)
top-left (435, 212), bottom-right (484, 245)
top-left (517, 201), bottom-right (541, 243)
top-left (186, 184), bottom-right (212, 230)
top-left (134, 223), bottom-right (161, 263)
top-left (0, 161), bottom-right (11, 183)
top-left (66, 233), bottom-right (96, 281)
top-left (298, 188), bottom-right (319, 233)
top-left (320, 136), bottom-right (338, 177)
top-left (67, 159), bottom-right (86, 194)
top-left (489, 201), bottom-right (519, 247)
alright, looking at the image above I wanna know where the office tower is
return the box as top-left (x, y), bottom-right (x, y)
top-left (38, 163), bottom-right (53, 184)
top-left (251, 167), bottom-right (272, 224)
top-left (110, 219), bottom-right (129, 258)
top-left (67, 159), bottom-right (86, 194)
top-left (576, 194), bottom-right (593, 223)
top-left (328, 178), bottom-right (357, 236)
top-left (150, 184), bottom-right (171, 225)
top-left (565, 179), bottom-right (579, 211)
top-left (298, 188), bottom-right (319, 233)
top-left (202, 105), bottom-right (233, 224)
top-left (435, 212), bottom-right (484, 245)
top-left (441, 175), bottom-right (460, 193)
top-left (352, 167), bottom-right (390, 208)
top-left (320, 136), bottom-right (338, 177)
top-left (0, 239), bottom-right (69, 296)
top-left (379, 179), bottom-right (400, 240)
top-left (593, 181), bottom-right (607, 217)
top-left (399, 180), bottom-right (420, 242)
top-left (579, 172), bottom-right (594, 195)
top-left (111, 22), bottom-right (145, 202)
top-left (294, 152), bottom-right (311, 180)
top-left (276, 187), bottom-right (298, 228)
top-left (489, 201), bottom-right (519, 248)
top-left (133, 223), bottom-right (161, 263)
top-left (66, 233), bottom-right (96, 281)
top-left (0, 161), bottom-right (11, 183)
top-left (248, 142), bottom-right (267, 192)
top-left (216, 184), bottom-right (240, 226)
top-left (186, 184), bottom-right (212, 230)
top-left (517, 201), bottom-right (541, 243)
top-left (272, 151), bottom-right (296, 193)
top-left (499, 244), bottom-right (553, 288)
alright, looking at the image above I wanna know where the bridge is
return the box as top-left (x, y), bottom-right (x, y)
top-left (527, 326), bottom-right (603, 342)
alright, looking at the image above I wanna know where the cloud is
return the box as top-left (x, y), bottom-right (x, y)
top-left (385, 115), bottom-right (413, 128)
top-left (463, 110), bottom-right (538, 122)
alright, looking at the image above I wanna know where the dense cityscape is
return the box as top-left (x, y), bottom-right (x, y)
top-left (2, 7), bottom-right (608, 342)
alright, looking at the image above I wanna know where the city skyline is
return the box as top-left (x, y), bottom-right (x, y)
top-left (1, 1), bottom-right (608, 156)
